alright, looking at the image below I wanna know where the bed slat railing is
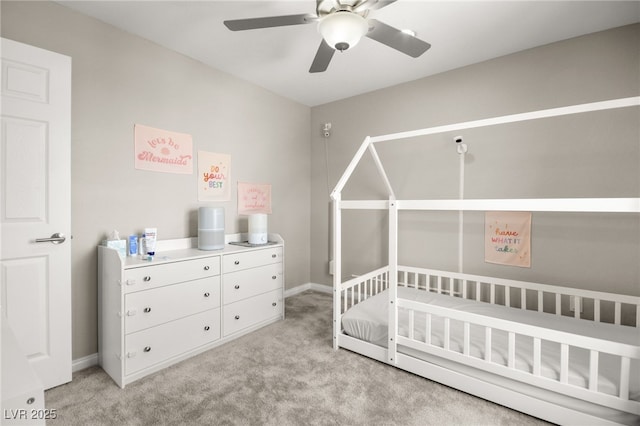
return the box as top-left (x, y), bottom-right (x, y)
top-left (397, 266), bottom-right (640, 327)
top-left (620, 357), bottom-right (631, 400)
top-left (588, 350), bottom-right (599, 392)
top-left (396, 297), bottom-right (640, 414)
top-left (533, 338), bottom-right (542, 376)
top-left (336, 264), bottom-right (639, 414)
top-left (537, 291), bottom-right (544, 313)
top-left (340, 266), bottom-right (390, 313)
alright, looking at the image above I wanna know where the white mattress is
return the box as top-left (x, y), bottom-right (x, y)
top-left (342, 287), bottom-right (640, 401)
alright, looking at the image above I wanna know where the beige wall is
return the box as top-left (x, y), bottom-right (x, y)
top-left (311, 25), bottom-right (639, 298)
top-left (2, 1), bottom-right (311, 360)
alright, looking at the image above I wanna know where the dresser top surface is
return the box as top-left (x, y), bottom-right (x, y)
top-left (100, 234), bottom-right (283, 269)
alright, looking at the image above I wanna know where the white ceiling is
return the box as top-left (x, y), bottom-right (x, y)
top-left (56, 1), bottom-right (640, 106)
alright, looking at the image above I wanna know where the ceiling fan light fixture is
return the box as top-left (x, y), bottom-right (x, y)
top-left (318, 11), bottom-right (368, 52)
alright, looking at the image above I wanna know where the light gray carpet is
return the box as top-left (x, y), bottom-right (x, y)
top-left (45, 291), bottom-right (550, 425)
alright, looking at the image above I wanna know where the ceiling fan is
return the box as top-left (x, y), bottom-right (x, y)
top-left (224, 0), bottom-right (431, 73)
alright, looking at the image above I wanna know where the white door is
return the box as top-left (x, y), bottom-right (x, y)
top-left (0, 38), bottom-right (72, 390)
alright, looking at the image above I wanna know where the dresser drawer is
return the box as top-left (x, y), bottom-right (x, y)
top-left (125, 308), bottom-right (220, 375)
top-left (223, 263), bottom-right (282, 305)
top-left (223, 246), bottom-right (282, 274)
top-left (122, 256), bottom-right (220, 293)
top-left (222, 289), bottom-right (282, 337)
top-left (125, 277), bottom-right (220, 334)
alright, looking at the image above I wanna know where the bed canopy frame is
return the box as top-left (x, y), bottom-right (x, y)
top-left (330, 95), bottom-right (640, 358)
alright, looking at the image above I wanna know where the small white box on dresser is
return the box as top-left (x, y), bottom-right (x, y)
top-left (98, 233), bottom-right (284, 388)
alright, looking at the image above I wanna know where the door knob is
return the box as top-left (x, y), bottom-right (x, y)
top-left (35, 233), bottom-right (66, 244)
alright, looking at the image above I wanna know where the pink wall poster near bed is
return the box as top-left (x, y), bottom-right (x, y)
top-left (134, 124), bottom-right (193, 174)
top-left (485, 211), bottom-right (531, 268)
top-left (198, 151), bottom-right (231, 201)
top-left (238, 182), bottom-right (272, 215)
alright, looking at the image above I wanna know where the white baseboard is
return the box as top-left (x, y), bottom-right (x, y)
top-left (72, 352), bottom-right (98, 372)
top-left (284, 282), bottom-right (331, 298)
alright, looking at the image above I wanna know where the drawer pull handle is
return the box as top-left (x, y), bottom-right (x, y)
top-left (272, 275), bottom-right (277, 280)
top-left (272, 302), bottom-right (277, 307)
top-left (26, 397), bottom-right (36, 405)
top-left (204, 326), bottom-right (210, 331)
top-left (143, 276), bottom-right (151, 282)
top-left (144, 346), bottom-right (151, 353)
top-left (204, 292), bottom-right (210, 298)
top-left (234, 315), bottom-right (240, 320)
top-left (272, 254), bottom-right (276, 258)
top-left (143, 307), bottom-right (151, 313)
top-left (204, 265), bottom-right (210, 271)
top-left (234, 285), bottom-right (240, 290)
top-left (234, 260), bottom-right (240, 265)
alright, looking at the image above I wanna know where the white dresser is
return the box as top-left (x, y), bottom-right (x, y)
top-left (98, 234), bottom-right (284, 388)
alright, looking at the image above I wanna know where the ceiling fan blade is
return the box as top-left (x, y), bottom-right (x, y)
top-left (353, 0), bottom-right (398, 13)
top-left (224, 14), bottom-right (317, 31)
top-left (309, 39), bottom-right (336, 73)
top-left (366, 19), bottom-right (431, 58)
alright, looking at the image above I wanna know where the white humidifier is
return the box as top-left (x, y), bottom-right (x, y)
top-left (248, 213), bottom-right (268, 245)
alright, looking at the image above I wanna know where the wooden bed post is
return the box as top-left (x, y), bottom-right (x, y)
top-left (388, 196), bottom-right (398, 364)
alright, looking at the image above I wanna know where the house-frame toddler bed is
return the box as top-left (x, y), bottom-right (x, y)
top-left (330, 97), bottom-right (640, 425)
